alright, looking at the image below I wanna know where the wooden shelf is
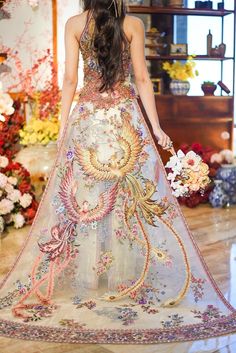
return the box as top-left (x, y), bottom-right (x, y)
top-left (146, 55), bottom-right (234, 61)
top-left (128, 6), bottom-right (234, 16)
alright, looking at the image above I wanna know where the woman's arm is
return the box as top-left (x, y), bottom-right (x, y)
top-left (59, 17), bottom-right (80, 142)
top-left (128, 16), bottom-right (172, 150)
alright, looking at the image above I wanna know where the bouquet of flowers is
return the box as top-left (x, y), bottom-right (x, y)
top-left (162, 56), bottom-right (198, 81)
top-left (0, 155), bottom-right (38, 233)
top-left (165, 149), bottom-right (211, 198)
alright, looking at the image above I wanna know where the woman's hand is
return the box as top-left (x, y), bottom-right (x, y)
top-left (153, 127), bottom-right (173, 151)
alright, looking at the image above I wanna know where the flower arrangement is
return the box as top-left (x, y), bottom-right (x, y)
top-left (176, 142), bottom-right (223, 207)
top-left (210, 149), bottom-right (234, 165)
top-left (165, 150), bottom-right (210, 198)
top-left (17, 50), bottom-right (61, 146)
top-left (0, 155), bottom-right (38, 233)
top-left (19, 117), bottom-right (60, 145)
top-left (0, 81), bottom-right (15, 122)
top-left (162, 57), bottom-right (199, 81)
top-left (0, 100), bottom-right (25, 159)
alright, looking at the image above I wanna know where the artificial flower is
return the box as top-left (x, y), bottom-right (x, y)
top-left (182, 151), bottom-right (201, 172)
top-left (210, 153), bottom-right (223, 164)
top-left (0, 198), bottom-right (14, 215)
top-left (219, 149), bottom-right (234, 164)
top-left (8, 189), bottom-right (21, 203)
top-left (12, 213), bottom-right (25, 229)
top-left (0, 156), bottom-right (9, 168)
top-left (7, 176), bottom-right (18, 185)
top-left (163, 57), bottom-right (198, 81)
top-left (0, 173), bottom-right (8, 188)
top-left (19, 193), bottom-right (33, 209)
top-left (0, 81), bottom-right (15, 122)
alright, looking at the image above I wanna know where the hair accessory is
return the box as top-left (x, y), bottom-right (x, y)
top-left (108, 0), bottom-right (122, 18)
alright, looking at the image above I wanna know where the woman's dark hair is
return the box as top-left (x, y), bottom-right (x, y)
top-left (83, 0), bottom-right (127, 92)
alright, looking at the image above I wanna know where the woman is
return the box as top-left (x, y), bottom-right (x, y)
top-left (0, 0), bottom-right (235, 344)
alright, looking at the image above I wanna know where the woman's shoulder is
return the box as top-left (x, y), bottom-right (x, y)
top-left (123, 14), bottom-right (145, 39)
top-left (124, 14), bottom-right (144, 27)
top-left (124, 15), bottom-right (145, 34)
top-left (65, 11), bottom-right (89, 34)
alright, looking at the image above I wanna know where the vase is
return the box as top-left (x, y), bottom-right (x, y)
top-left (15, 142), bottom-right (57, 200)
top-left (170, 80), bottom-right (190, 96)
top-left (215, 164), bottom-right (236, 205)
top-left (201, 84), bottom-right (217, 96)
top-left (209, 180), bottom-right (229, 208)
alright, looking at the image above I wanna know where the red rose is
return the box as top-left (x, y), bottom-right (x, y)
top-left (191, 142), bottom-right (203, 155)
top-left (18, 180), bottom-right (31, 193)
top-left (24, 207), bottom-right (36, 221)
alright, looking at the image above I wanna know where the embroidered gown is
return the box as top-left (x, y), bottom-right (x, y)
top-left (0, 13), bottom-right (236, 344)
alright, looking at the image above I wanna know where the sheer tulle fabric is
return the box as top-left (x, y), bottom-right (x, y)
top-left (0, 13), bottom-right (236, 344)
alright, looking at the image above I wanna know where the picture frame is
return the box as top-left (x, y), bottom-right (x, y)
top-left (151, 78), bottom-right (163, 95)
top-left (170, 43), bottom-right (188, 56)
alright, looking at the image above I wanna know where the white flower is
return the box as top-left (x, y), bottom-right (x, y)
top-left (167, 172), bottom-right (177, 182)
top-left (12, 213), bottom-right (25, 229)
top-left (0, 85), bottom-right (15, 119)
top-left (19, 193), bottom-right (32, 208)
top-left (182, 151), bottom-right (201, 172)
top-left (0, 198), bottom-right (14, 215)
top-left (0, 215), bottom-right (4, 233)
top-left (219, 149), bottom-right (234, 164)
top-left (0, 172), bottom-right (8, 188)
top-left (5, 183), bottom-right (14, 194)
top-left (8, 176), bottom-right (17, 185)
top-left (0, 156), bottom-right (9, 168)
top-left (165, 150), bottom-right (184, 174)
top-left (8, 189), bottom-right (21, 203)
top-left (221, 131), bottom-right (230, 140)
top-left (210, 153), bottom-right (223, 164)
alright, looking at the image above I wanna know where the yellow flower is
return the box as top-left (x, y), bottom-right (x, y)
top-left (162, 57), bottom-right (198, 81)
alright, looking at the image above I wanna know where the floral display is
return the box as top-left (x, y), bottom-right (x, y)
top-left (177, 142), bottom-right (224, 207)
top-left (165, 150), bottom-right (210, 197)
top-left (0, 155), bottom-right (38, 233)
top-left (0, 47), bottom-right (61, 146)
top-left (18, 51), bottom-right (61, 146)
top-left (162, 57), bottom-right (199, 81)
top-left (19, 117), bottom-right (60, 145)
top-left (0, 100), bottom-right (25, 159)
top-left (0, 81), bottom-right (15, 122)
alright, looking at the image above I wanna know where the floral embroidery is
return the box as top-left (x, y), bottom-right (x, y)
top-left (94, 307), bottom-right (138, 326)
top-left (192, 304), bottom-right (226, 322)
top-left (190, 274), bottom-right (206, 303)
top-left (94, 251), bottom-right (114, 276)
top-left (161, 314), bottom-right (184, 328)
top-left (76, 300), bottom-right (97, 310)
top-left (59, 319), bottom-right (87, 329)
top-left (23, 304), bottom-right (58, 323)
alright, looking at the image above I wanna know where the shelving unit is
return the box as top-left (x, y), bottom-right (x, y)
top-left (128, 2), bottom-right (236, 155)
top-left (146, 55), bottom-right (234, 61)
top-left (128, 6), bottom-right (234, 16)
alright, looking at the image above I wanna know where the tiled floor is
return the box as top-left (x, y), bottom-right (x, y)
top-left (0, 205), bottom-right (236, 353)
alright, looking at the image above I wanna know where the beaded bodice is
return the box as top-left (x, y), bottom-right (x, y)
top-left (78, 12), bottom-right (135, 105)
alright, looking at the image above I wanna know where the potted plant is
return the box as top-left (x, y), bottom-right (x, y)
top-left (201, 81), bottom-right (217, 96)
top-left (162, 56), bottom-right (198, 96)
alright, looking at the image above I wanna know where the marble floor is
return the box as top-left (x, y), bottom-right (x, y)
top-left (0, 204), bottom-right (236, 353)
